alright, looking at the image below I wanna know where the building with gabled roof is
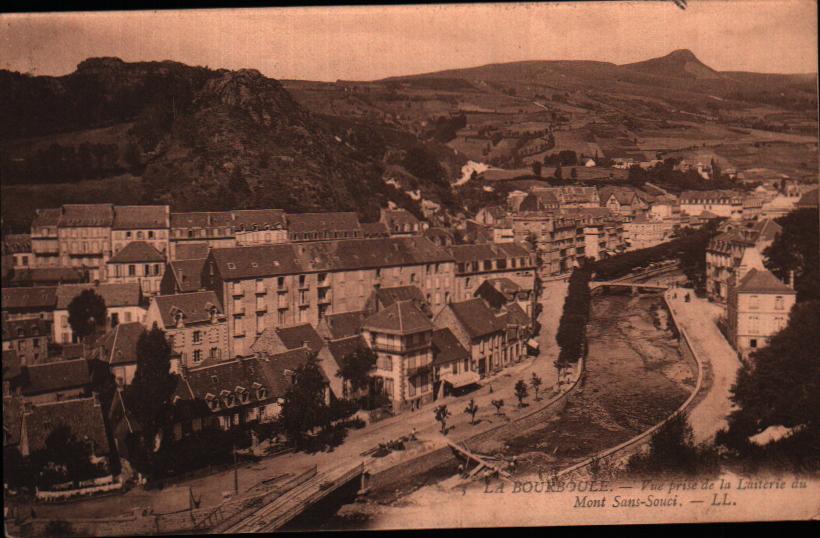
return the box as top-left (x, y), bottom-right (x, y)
top-left (173, 242), bottom-right (210, 261)
top-left (169, 211), bottom-right (235, 260)
top-left (448, 242), bottom-right (535, 303)
top-left (90, 321), bottom-right (181, 387)
top-left (1, 286), bottom-right (58, 321)
top-left (2, 234), bottom-right (32, 270)
top-left (430, 327), bottom-right (473, 398)
top-left (2, 317), bottom-right (52, 366)
top-left (160, 258), bottom-right (207, 295)
top-left (379, 208), bottom-right (424, 237)
top-left (474, 277), bottom-right (534, 318)
top-left (19, 395), bottom-right (111, 462)
top-left (111, 205), bottom-right (170, 259)
top-left (316, 311), bottom-right (366, 341)
top-left (727, 248), bottom-right (796, 361)
top-left (286, 212), bottom-right (362, 242)
top-left (680, 190), bottom-right (744, 220)
top-left (19, 358), bottom-right (91, 404)
top-left (106, 241), bottom-right (166, 295)
top-left (145, 291), bottom-right (227, 370)
top-left (53, 283), bottom-right (146, 344)
top-left (364, 285), bottom-right (429, 317)
top-left (202, 237), bottom-right (454, 357)
top-left (434, 298), bottom-right (507, 378)
top-left (8, 267), bottom-right (86, 288)
top-left (362, 301), bottom-right (435, 411)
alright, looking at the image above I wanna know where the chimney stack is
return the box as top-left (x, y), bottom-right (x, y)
top-left (789, 270), bottom-right (795, 289)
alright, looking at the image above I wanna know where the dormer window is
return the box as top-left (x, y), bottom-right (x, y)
top-left (258, 387), bottom-right (267, 400)
top-left (173, 309), bottom-right (185, 328)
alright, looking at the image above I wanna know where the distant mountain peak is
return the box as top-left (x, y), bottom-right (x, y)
top-left (623, 48), bottom-right (720, 80)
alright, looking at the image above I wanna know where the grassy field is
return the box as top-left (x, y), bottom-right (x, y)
top-left (1, 175), bottom-right (145, 232)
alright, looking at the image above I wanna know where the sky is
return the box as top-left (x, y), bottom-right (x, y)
top-left (1, 1), bottom-right (817, 81)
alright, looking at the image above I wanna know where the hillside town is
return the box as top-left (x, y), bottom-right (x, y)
top-left (3, 169), bottom-right (817, 531)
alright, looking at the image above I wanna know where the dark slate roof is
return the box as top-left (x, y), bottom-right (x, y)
top-left (168, 259), bottom-right (206, 292)
top-left (60, 343), bottom-right (85, 360)
top-left (170, 211), bottom-right (233, 229)
top-left (174, 242), bottom-right (210, 260)
top-left (112, 205), bottom-right (169, 230)
top-left (211, 237), bottom-right (453, 280)
top-left (10, 267), bottom-right (86, 286)
top-left (23, 396), bottom-right (110, 454)
top-left (363, 300), bottom-right (434, 335)
top-left (185, 356), bottom-right (276, 401)
top-left (93, 322), bottom-right (145, 366)
top-left (232, 209), bottom-right (286, 230)
top-left (286, 212), bottom-right (361, 233)
top-left (326, 335), bottom-right (367, 364)
top-left (1, 286), bottom-right (57, 311)
top-left (2, 317), bottom-right (51, 341)
top-left (360, 221), bottom-right (390, 238)
top-left (448, 242), bottom-right (531, 264)
top-left (260, 348), bottom-right (326, 397)
top-left (211, 244), bottom-right (303, 280)
top-left (109, 241), bottom-right (165, 263)
top-left (3, 234), bottom-right (31, 253)
top-left (375, 285), bottom-right (425, 308)
top-left (448, 298), bottom-right (507, 339)
top-left (432, 328), bottom-right (469, 367)
top-left (275, 323), bottom-right (324, 354)
top-left (319, 311), bottom-right (365, 340)
top-left (380, 209), bottom-right (421, 233)
top-left (152, 291), bottom-right (223, 328)
top-left (56, 283), bottom-right (143, 309)
top-left (21, 358), bottom-right (90, 396)
top-left (60, 204), bottom-right (114, 227)
top-left (31, 208), bottom-right (62, 228)
top-left (736, 268), bottom-right (795, 294)
top-left (504, 302), bottom-right (531, 326)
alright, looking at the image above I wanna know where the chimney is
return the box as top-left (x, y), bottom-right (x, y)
top-left (789, 270), bottom-right (795, 289)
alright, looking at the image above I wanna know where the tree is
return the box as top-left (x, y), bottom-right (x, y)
top-left (278, 354), bottom-right (332, 447)
top-left (764, 209), bottom-right (819, 302)
top-left (491, 399), bottom-right (505, 415)
top-left (32, 425), bottom-right (97, 488)
top-left (434, 404), bottom-right (451, 434)
top-left (627, 414), bottom-right (716, 477)
top-left (532, 161), bottom-right (542, 177)
top-left (717, 300), bottom-right (820, 469)
top-left (335, 345), bottom-right (377, 402)
top-left (514, 380), bottom-right (529, 407)
top-left (67, 289), bottom-right (107, 345)
top-left (129, 325), bottom-right (176, 446)
top-left (464, 399), bottom-right (479, 425)
top-left (530, 372), bottom-right (543, 401)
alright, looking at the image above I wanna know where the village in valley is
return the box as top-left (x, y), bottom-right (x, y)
top-left (2, 5), bottom-right (819, 534)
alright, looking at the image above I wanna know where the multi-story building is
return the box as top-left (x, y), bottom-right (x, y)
top-left (727, 250), bottom-right (796, 362)
top-left (623, 216), bottom-right (668, 251)
top-left (474, 277), bottom-right (534, 318)
top-left (599, 186), bottom-right (651, 221)
top-left (106, 241), bottom-right (166, 295)
top-left (30, 209), bottom-right (62, 267)
top-left (111, 205), bottom-right (170, 257)
top-left (1, 286), bottom-right (58, 321)
top-left (169, 211), bottom-right (235, 260)
top-left (434, 298), bottom-right (506, 378)
top-left (448, 242), bottom-right (535, 302)
top-left (680, 190), bottom-right (743, 220)
top-left (145, 291), bottom-right (229, 368)
top-left (559, 207), bottom-right (625, 261)
top-left (705, 219), bottom-right (781, 302)
top-left (202, 237), bottom-right (455, 357)
top-left (361, 300), bottom-right (435, 411)
top-left (57, 204), bottom-right (114, 282)
top-left (2, 234), bottom-right (32, 270)
top-left (649, 194), bottom-right (681, 221)
top-left (430, 327), bottom-right (473, 398)
top-left (2, 317), bottom-right (52, 366)
top-left (286, 212), bottom-right (362, 242)
top-left (53, 283), bottom-right (146, 344)
top-left (233, 209), bottom-right (288, 246)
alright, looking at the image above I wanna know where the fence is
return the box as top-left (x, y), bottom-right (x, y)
top-left (34, 476), bottom-right (122, 501)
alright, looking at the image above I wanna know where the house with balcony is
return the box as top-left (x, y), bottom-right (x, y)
top-left (362, 300), bottom-right (435, 411)
top-left (145, 291), bottom-right (229, 369)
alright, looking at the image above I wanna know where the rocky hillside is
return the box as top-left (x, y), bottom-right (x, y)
top-left (1, 58), bottom-right (466, 227)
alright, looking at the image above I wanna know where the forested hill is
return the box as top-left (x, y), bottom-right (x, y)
top-left (0, 58), bottom-right (463, 226)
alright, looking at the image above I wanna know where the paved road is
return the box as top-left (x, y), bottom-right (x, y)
top-left (667, 291), bottom-right (741, 443)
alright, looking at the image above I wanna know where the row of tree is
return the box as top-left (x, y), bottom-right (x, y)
top-left (555, 266), bottom-right (593, 372)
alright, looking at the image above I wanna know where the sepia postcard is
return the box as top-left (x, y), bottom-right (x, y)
top-left (1, 1), bottom-right (818, 534)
